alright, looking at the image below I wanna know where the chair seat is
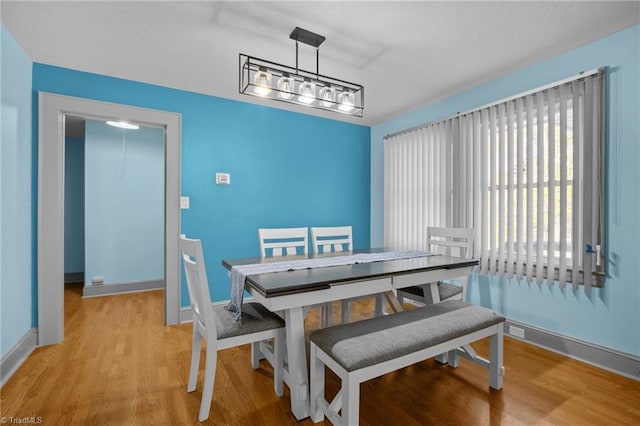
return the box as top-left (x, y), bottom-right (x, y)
top-left (438, 282), bottom-right (463, 300)
top-left (214, 302), bottom-right (285, 339)
top-left (400, 282), bottom-right (463, 301)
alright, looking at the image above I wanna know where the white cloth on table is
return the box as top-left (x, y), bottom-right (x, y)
top-left (225, 251), bottom-right (431, 322)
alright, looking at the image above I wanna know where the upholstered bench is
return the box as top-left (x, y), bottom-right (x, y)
top-left (309, 299), bottom-right (505, 425)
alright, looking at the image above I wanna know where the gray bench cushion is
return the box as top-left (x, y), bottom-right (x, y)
top-left (310, 300), bottom-right (504, 372)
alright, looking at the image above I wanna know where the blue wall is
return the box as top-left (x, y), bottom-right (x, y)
top-left (32, 65), bottom-right (371, 305)
top-left (371, 25), bottom-right (640, 356)
top-left (84, 121), bottom-right (164, 285)
top-left (1, 25), bottom-right (33, 358)
top-left (64, 136), bottom-right (85, 274)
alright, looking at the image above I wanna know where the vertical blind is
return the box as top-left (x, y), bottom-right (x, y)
top-left (384, 69), bottom-right (605, 291)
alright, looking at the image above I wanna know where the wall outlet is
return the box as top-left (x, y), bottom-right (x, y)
top-left (509, 325), bottom-right (525, 339)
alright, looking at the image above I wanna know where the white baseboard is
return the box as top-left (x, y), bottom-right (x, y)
top-left (180, 306), bottom-right (193, 323)
top-left (1, 328), bottom-right (38, 388)
top-left (506, 320), bottom-right (640, 381)
top-left (83, 279), bottom-right (164, 298)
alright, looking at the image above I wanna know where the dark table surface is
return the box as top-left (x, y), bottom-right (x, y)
top-left (222, 249), bottom-right (478, 297)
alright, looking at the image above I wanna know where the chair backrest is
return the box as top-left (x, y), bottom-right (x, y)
top-left (180, 236), bottom-right (217, 339)
top-left (310, 226), bottom-right (353, 254)
top-left (427, 227), bottom-right (474, 259)
top-left (258, 227), bottom-right (309, 257)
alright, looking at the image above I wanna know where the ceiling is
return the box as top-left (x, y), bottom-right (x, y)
top-left (2, 1), bottom-right (639, 126)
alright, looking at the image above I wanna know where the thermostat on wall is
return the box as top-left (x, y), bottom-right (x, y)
top-left (216, 172), bottom-right (231, 185)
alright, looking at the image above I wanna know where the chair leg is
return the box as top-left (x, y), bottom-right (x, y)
top-left (251, 342), bottom-right (261, 369)
top-left (187, 328), bottom-right (202, 392)
top-left (318, 303), bottom-right (332, 328)
top-left (309, 343), bottom-right (325, 423)
top-left (435, 352), bottom-right (449, 364)
top-left (341, 300), bottom-right (351, 324)
top-left (373, 294), bottom-right (384, 317)
top-left (460, 275), bottom-right (469, 302)
top-left (324, 302), bottom-right (333, 327)
top-left (447, 349), bottom-right (459, 368)
top-left (198, 344), bottom-right (217, 422)
top-left (489, 324), bottom-right (504, 390)
top-left (273, 329), bottom-right (285, 397)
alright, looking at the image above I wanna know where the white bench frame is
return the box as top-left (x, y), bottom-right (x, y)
top-left (310, 322), bottom-right (504, 425)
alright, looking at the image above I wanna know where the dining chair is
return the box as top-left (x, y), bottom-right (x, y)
top-left (181, 236), bottom-right (285, 422)
top-left (258, 226), bottom-right (309, 257)
top-left (257, 227), bottom-right (332, 328)
top-left (310, 226), bottom-right (384, 323)
top-left (397, 227), bottom-right (474, 306)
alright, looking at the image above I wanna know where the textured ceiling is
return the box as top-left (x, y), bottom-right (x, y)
top-left (2, 1), bottom-right (639, 126)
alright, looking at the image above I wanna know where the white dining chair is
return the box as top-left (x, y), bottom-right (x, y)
top-left (257, 227), bottom-right (332, 328)
top-left (310, 226), bottom-right (384, 323)
top-left (181, 236), bottom-right (285, 422)
top-left (258, 226), bottom-right (309, 257)
top-left (397, 227), bottom-right (474, 306)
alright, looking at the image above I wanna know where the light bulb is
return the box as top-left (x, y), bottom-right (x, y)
top-left (106, 120), bottom-right (139, 130)
top-left (253, 68), bottom-right (272, 96)
top-left (319, 87), bottom-right (335, 107)
top-left (277, 75), bottom-right (295, 99)
top-left (298, 80), bottom-right (316, 104)
top-left (338, 91), bottom-right (355, 112)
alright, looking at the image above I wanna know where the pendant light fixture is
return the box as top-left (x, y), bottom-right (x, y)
top-left (239, 27), bottom-right (364, 117)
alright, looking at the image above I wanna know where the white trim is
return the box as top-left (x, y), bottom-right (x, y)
top-left (82, 279), bottom-right (164, 298)
top-left (38, 92), bottom-right (182, 346)
top-left (506, 320), bottom-right (640, 381)
top-left (0, 329), bottom-right (38, 388)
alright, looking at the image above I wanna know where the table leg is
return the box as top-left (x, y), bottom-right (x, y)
top-left (383, 291), bottom-right (403, 313)
top-left (284, 307), bottom-right (310, 420)
top-left (420, 282), bottom-right (440, 304)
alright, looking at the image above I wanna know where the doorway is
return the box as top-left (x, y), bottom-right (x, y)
top-left (38, 92), bottom-right (181, 346)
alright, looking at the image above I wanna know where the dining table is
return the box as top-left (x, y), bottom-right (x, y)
top-left (222, 248), bottom-right (479, 420)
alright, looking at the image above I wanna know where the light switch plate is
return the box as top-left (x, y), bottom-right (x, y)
top-left (216, 172), bottom-right (231, 185)
top-left (180, 196), bottom-right (190, 209)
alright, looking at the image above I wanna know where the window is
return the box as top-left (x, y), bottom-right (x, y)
top-left (385, 69), bottom-right (605, 290)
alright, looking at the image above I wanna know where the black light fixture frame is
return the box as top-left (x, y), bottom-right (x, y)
top-left (239, 27), bottom-right (364, 117)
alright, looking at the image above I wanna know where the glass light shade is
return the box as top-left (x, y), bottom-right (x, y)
top-left (319, 87), bottom-right (336, 107)
top-left (277, 75), bottom-right (295, 99)
top-left (253, 70), bottom-right (272, 96)
top-left (298, 80), bottom-right (316, 104)
top-left (106, 120), bottom-right (139, 130)
top-left (338, 91), bottom-right (355, 112)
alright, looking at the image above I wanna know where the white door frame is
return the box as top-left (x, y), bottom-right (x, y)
top-left (38, 92), bottom-right (182, 346)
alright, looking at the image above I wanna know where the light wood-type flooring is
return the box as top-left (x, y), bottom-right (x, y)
top-left (1, 283), bottom-right (639, 425)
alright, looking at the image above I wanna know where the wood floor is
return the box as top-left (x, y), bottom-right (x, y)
top-left (1, 284), bottom-right (639, 425)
